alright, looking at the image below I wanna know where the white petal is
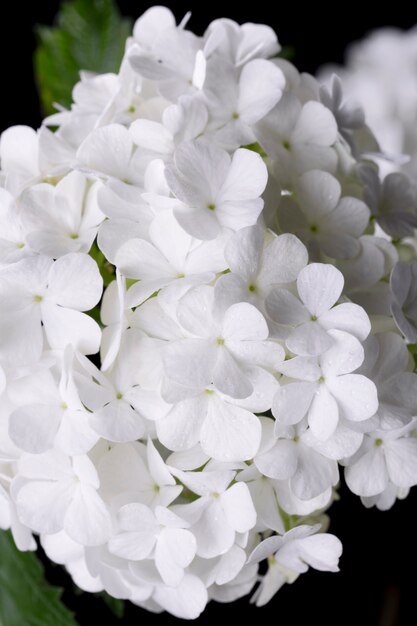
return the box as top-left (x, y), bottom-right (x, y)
top-left (278, 356), bottom-right (321, 381)
top-left (15, 480), bottom-right (74, 535)
top-left (65, 484), bottom-right (111, 546)
top-left (238, 59), bottom-right (284, 125)
top-left (385, 438), bottom-right (417, 488)
top-left (118, 502), bottom-right (156, 532)
top-left (77, 124), bottom-right (133, 179)
top-left (259, 234), bottom-right (308, 286)
top-left (157, 397), bottom-right (206, 451)
top-left (89, 402), bottom-right (145, 442)
top-left (256, 439), bottom-right (298, 479)
top-left (115, 238), bottom-right (173, 280)
top-left (9, 404), bottom-right (60, 454)
top-left (224, 224), bottom-right (264, 280)
top-left (327, 374), bottom-right (378, 422)
top-left (213, 347), bottom-right (253, 399)
top-left (174, 206), bottom-right (220, 241)
top-left (308, 385), bottom-right (339, 440)
top-left (248, 535), bottom-right (283, 564)
top-left (265, 288), bottom-right (309, 325)
top-left (130, 119), bottom-right (174, 153)
top-left (133, 6), bottom-right (175, 46)
top-left (345, 448), bottom-right (388, 496)
top-left (48, 253), bottom-right (103, 311)
top-left (293, 101), bottom-right (337, 147)
top-left (319, 303), bottom-right (371, 342)
top-left (147, 438), bottom-right (176, 486)
top-left (153, 573), bottom-right (208, 620)
top-left (272, 382), bottom-right (316, 425)
top-left (163, 339), bottom-right (217, 389)
top-left (320, 329), bottom-right (364, 377)
top-left (223, 302), bottom-right (268, 341)
top-left (291, 446), bottom-right (337, 500)
top-left (219, 148), bottom-right (267, 202)
top-left (297, 533), bottom-right (342, 572)
top-left (41, 302), bottom-right (101, 354)
top-left (109, 530), bottom-right (156, 560)
top-left (192, 50), bottom-right (206, 89)
top-left (220, 482), bottom-right (256, 532)
top-left (297, 263), bottom-right (344, 317)
top-left (287, 322), bottom-right (334, 357)
top-left (202, 396), bottom-right (261, 461)
top-left (192, 501), bottom-right (235, 557)
top-left (0, 125), bottom-right (38, 178)
top-left (155, 528), bottom-right (196, 586)
top-left (297, 170), bottom-right (340, 219)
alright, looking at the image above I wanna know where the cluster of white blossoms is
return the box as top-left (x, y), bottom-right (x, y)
top-left (319, 25), bottom-right (417, 178)
top-left (1, 7), bottom-right (417, 619)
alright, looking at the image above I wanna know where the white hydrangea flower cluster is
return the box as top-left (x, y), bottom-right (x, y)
top-left (319, 26), bottom-right (417, 179)
top-left (0, 7), bottom-right (417, 619)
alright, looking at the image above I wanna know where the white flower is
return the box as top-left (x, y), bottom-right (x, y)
top-left (77, 124), bottom-right (144, 186)
top-left (278, 170), bottom-right (370, 260)
top-left (266, 263), bottom-right (371, 355)
top-left (273, 329), bottom-right (378, 440)
top-left (345, 422), bottom-right (417, 496)
top-left (205, 18), bottom-right (280, 66)
top-left (0, 126), bottom-right (39, 194)
top-left (254, 423), bottom-right (339, 500)
top-left (157, 368), bottom-right (277, 462)
top-left (109, 503), bottom-right (196, 587)
top-left (14, 451), bottom-right (112, 546)
top-left (115, 210), bottom-right (227, 308)
top-left (98, 440), bottom-right (182, 508)
top-left (8, 348), bottom-right (98, 455)
top-left (164, 140), bottom-right (267, 240)
top-left (0, 188), bottom-right (33, 265)
top-left (77, 339), bottom-right (168, 443)
top-left (171, 468), bottom-right (256, 558)
top-left (319, 74), bottom-right (365, 144)
top-left (162, 285), bottom-right (284, 399)
top-left (363, 168), bottom-right (417, 239)
top-left (214, 225), bottom-right (308, 313)
top-left (390, 260), bottom-right (417, 342)
top-left (357, 332), bottom-right (417, 429)
top-left (20, 171), bottom-right (105, 257)
top-left (130, 96), bottom-right (209, 159)
top-left (0, 253), bottom-right (102, 365)
top-left (248, 524), bottom-right (342, 606)
top-left (2, 6), bottom-right (417, 618)
top-left (130, 17), bottom-right (216, 100)
top-left (203, 57), bottom-right (285, 149)
top-left (254, 94), bottom-right (338, 187)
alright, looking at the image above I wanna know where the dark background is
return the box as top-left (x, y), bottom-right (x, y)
top-left (2, 2), bottom-right (417, 625)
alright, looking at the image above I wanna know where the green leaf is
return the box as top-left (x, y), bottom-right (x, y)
top-left (34, 0), bottom-right (132, 115)
top-left (89, 241), bottom-right (115, 287)
top-left (0, 530), bottom-right (76, 626)
top-left (242, 143), bottom-right (268, 159)
top-left (98, 592), bottom-right (125, 618)
top-left (277, 45), bottom-right (295, 61)
top-left (408, 343), bottom-right (417, 372)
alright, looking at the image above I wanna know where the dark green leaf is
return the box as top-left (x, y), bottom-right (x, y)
top-left (35, 0), bottom-right (132, 115)
top-left (98, 592), bottom-right (125, 618)
top-left (277, 45), bottom-right (295, 61)
top-left (89, 241), bottom-right (116, 287)
top-left (407, 343), bottom-right (417, 372)
top-left (0, 531), bottom-right (76, 626)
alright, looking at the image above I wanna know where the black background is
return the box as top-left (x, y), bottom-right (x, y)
top-left (2, 2), bottom-right (417, 625)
